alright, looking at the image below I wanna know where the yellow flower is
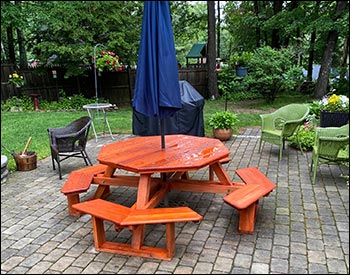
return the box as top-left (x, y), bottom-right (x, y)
top-left (319, 93), bottom-right (349, 113)
top-left (8, 72), bottom-right (25, 87)
top-left (328, 94), bottom-right (339, 105)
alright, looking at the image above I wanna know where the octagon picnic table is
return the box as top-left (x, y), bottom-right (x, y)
top-left (66, 134), bottom-right (245, 260)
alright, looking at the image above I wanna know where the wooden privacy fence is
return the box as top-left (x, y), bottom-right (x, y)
top-left (1, 64), bottom-right (208, 105)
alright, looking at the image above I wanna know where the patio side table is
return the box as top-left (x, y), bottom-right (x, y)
top-left (83, 103), bottom-right (115, 142)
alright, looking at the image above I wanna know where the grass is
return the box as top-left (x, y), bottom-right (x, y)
top-left (1, 93), bottom-right (312, 171)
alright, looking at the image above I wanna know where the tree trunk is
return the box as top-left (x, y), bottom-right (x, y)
top-left (340, 36), bottom-right (349, 67)
top-left (307, 30), bottom-right (317, 82)
top-left (216, 1), bottom-right (221, 58)
top-left (307, 1), bottom-right (319, 82)
top-left (271, 0), bottom-right (283, 49)
top-left (17, 28), bottom-right (28, 69)
top-left (314, 1), bottom-right (347, 99)
top-left (6, 26), bottom-right (16, 65)
top-left (254, 1), bottom-right (260, 48)
top-left (207, 1), bottom-right (219, 99)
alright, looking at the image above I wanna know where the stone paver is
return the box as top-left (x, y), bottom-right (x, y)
top-left (1, 130), bottom-right (349, 274)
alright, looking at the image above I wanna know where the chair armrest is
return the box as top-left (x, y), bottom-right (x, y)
top-left (319, 135), bottom-right (349, 142)
top-left (260, 114), bottom-right (285, 131)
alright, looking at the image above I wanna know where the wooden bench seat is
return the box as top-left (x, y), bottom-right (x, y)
top-left (61, 164), bottom-right (107, 216)
top-left (72, 199), bottom-right (202, 260)
top-left (224, 167), bottom-right (276, 234)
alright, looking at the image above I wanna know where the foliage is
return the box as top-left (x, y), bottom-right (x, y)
top-left (289, 115), bottom-right (317, 151)
top-left (1, 95), bottom-right (32, 111)
top-left (171, 1), bottom-right (208, 66)
top-left (8, 72), bottom-right (25, 87)
top-left (5, 1), bottom-right (143, 77)
top-left (243, 46), bottom-right (306, 102)
top-left (318, 94), bottom-right (349, 113)
top-left (1, 93), bottom-right (96, 112)
top-left (208, 111), bottom-right (239, 129)
top-left (217, 65), bottom-right (257, 101)
top-left (230, 51), bottom-right (253, 67)
top-left (307, 101), bottom-right (321, 119)
top-left (96, 51), bottom-right (122, 72)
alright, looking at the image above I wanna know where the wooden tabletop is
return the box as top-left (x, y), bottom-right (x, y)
top-left (97, 134), bottom-right (230, 173)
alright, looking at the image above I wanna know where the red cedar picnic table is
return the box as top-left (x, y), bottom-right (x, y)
top-left (64, 134), bottom-right (275, 260)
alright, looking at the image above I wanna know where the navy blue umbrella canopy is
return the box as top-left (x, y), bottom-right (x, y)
top-left (133, 1), bottom-right (181, 148)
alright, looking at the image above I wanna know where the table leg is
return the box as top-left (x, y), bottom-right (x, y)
top-left (209, 162), bottom-right (232, 185)
top-left (86, 109), bottom-right (98, 142)
top-left (131, 174), bottom-right (152, 249)
top-left (102, 109), bottom-right (114, 140)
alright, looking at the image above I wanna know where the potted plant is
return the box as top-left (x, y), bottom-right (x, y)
top-left (230, 51), bottom-right (253, 77)
top-left (208, 110), bottom-right (239, 141)
top-left (318, 93), bottom-right (349, 127)
top-left (8, 72), bottom-right (25, 88)
top-left (96, 51), bottom-right (122, 72)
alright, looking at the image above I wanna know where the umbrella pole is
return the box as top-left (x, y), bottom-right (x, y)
top-left (160, 118), bottom-right (165, 149)
top-left (160, 118), bottom-right (167, 181)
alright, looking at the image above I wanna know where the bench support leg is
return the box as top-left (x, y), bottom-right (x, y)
top-left (87, 219), bottom-right (177, 261)
top-left (238, 201), bottom-right (258, 234)
top-left (92, 216), bottom-right (106, 249)
top-left (166, 223), bottom-right (176, 258)
top-left (67, 194), bottom-right (82, 217)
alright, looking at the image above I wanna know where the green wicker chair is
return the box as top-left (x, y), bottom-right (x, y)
top-left (310, 124), bottom-right (349, 184)
top-left (259, 104), bottom-right (310, 160)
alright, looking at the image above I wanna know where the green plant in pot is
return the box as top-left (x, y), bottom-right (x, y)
top-left (230, 51), bottom-right (253, 77)
top-left (208, 111), bottom-right (239, 141)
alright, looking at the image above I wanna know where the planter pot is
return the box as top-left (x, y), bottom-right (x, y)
top-left (12, 151), bottom-right (37, 171)
top-left (320, 111), bottom-right (349, 127)
top-left (236, 67), bottom-right (247, 77)
top-left (213, 128), bottom-right (233, 141)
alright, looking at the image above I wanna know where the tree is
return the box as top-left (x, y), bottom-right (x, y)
top-left (314, 1), bottom-right (348, 98)
top-left (207, 0), bottom-right (219, 99)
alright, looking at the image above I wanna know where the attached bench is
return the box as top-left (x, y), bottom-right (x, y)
top-left (223, 167), bottom-right (276, 234)
top-left (72, 199), bottom-right (202, 260)
top-left (61, 164), bottom-right (108, 216)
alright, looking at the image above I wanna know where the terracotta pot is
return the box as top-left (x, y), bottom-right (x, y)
top-left (213, 128), bottom-right (233, 141)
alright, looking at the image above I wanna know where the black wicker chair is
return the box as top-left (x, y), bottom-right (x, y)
top-left (48, 116), bottom-right (93, 179)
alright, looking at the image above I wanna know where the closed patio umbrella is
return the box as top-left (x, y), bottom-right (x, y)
top-left (132, 1), bottom-right (182, 149)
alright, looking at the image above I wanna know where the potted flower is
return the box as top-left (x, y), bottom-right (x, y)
top-left (96, 51), bottom-right (122, 72)
top-left (230, 51), bottom-right (253, 77)
top-left (208, 110), bottom-right (239, 141)
top-left (318, 93), bottom-right (349, 127)
top-left (8, 72), bottom-right (25, 88)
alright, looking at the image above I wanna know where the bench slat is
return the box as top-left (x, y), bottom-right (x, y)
top-left (72, 199), bottom-right (202, 226)
top-left (61, 164), bottom-right (107, 195)
top-left (224, 167), bottom-right (276, 210)
top-left (61, 171), bottom-right (93, 195)
top-left (122, 207), bottom-right (202, 226)
top-left (72, 199), bottom-right (131, 223)
top-left (235, 167), bottom-right (275, 190)
top-left (224, 184), bottom-right (266, 210)
top-left (76, 164), bottom-right (107, 174)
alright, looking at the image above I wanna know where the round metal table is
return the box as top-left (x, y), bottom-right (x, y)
top-left (83, 103), bottom-right (115, 142)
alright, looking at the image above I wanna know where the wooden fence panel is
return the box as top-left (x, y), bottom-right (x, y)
top-left (1, 64), bottom-right (208, 105)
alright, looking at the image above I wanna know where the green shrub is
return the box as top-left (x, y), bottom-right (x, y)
top-left (244, 46), bottom-right (306, 102)
top-left (1, 95), bottom-right (33, 111)
top-left (289, 115), bottom-right (317, 151)
top-left (1, 93), bottom-right (96, 112)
